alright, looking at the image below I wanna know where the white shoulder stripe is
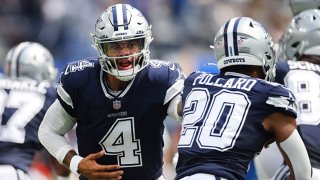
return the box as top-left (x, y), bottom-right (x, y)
top-left (266, 96), bottom-right (296, 112)
top-left (164, 79), bottom-right (184, 105)
top-left (57, 84), bottom-right (74, 109)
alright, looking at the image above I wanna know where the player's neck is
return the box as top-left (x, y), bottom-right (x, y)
top-left (105, 74), bottom-right (130, 91)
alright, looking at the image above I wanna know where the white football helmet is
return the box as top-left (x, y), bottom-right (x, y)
top-left (278, 9), bottom-right (320, 61)
top-left (92, 4), bottom-right (153, 81)
top-left (4, 41), bottom-right (57, 82)
top-left (213, 17), bottom-right (276, 81)
top-left (290, 0), bottom-right (320, 15)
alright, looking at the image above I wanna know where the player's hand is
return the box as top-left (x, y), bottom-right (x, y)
top-left (78, 151), bottom-right (123, 180)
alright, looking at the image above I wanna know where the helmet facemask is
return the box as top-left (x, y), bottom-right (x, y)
top-left (92, 4), bottom-right (153, 81)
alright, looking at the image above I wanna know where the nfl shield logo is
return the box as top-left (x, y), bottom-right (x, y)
top-left (113, 100), bottom-right (121, 110)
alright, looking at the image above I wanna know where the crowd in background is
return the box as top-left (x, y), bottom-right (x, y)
top-left (0, 0), bottom-right (292, 74)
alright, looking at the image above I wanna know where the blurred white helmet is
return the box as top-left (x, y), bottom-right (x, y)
top-left (278, 9), bottom-right (320, 61)
top-left (213, 17), bottom-right (276, 81)
top-left (290, 0), bottom-right (320, 15)
top-left (4, 41), bottom-right (57, 82)
top-left (92, 4), bottom-right (153, 81)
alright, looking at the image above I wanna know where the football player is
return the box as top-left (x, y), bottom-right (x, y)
top-left (175, 17), bottom-right (311, 180)
top-left (272, 9), bottom-right (320, 180)
top-left (249, 2), bottom-right (320, 179)
top-left (290, 0), bottom-right (320, 15)
top-left (0, 42), bottom-right (60, 179)
top-left (38, 4), bottom-right (185, 180)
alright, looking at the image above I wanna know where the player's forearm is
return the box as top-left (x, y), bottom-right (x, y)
top-left (279, 129), bottom-right (312, 180)
top-left (38, 100), bottom-right (76, 163)
top-left (167, 95), bottom-right (182, 121)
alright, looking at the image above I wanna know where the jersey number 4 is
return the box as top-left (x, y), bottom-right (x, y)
top-left (99, 118), bottom-right (142, 167)
top-left (179, 88), bottom-right (250, 151)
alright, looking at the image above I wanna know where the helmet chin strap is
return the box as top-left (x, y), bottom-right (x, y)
top-left (115, 74), bottom-right (135, 81)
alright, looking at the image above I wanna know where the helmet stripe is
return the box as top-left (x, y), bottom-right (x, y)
top-left (6, 46), bottom-right (16, 78)
top-left (224, 17), bottom-right (240, 57)
top-left (122, 4), bottom-right (128, 30)
top-left (10, 43), bottom-right (30, 79)
top-left (223, 20), bottom-right (230, 57)
top-left (15, 47), bottom-right (24, 78)
top-left (112, 6), bottom-right (118, 31)
top-left (233, 18), bottom-right (241, 56)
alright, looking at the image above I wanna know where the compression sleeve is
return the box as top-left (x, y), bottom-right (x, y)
top-left (38, 99), bottom-right (77, 164)
top-left (167, 95), bottom-right (182, 122)
top-left (164, 79), bottom-right (184, 105)
top-left (279, 129), bottom-right (312, 180)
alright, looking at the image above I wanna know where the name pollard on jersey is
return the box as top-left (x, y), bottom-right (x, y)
top-left (176, 71), bottom-right (296, 180)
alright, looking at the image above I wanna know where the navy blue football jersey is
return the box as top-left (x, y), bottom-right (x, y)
top-left (57, 58), bottom-right (184, 180)
top-left (0, 78), bottom-right (56, 173)
top-left (275, 60), bottom-right (320, 168)
top-left (176, 72), bottom-right (297, 180)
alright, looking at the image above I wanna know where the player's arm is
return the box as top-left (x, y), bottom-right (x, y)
top-left (39, 100), bottom-right (123, 179)
top-left (167, 94), bottom-right (182, 122)
top-left (38, 100), bottom-right (76, 164)
top-left (263, 112), bottom-right (312, 180)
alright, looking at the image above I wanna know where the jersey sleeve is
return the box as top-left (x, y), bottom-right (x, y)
top-left (265, 82), bottom-right (297, 118)
top-left (275, 61), bottom-right (290, 85)
top-left (148, 60), bottom-right (186, 104)
top-left (56, 59), bottom-right (96, 117)
top-left (164, 62), bottom-right (186, 104)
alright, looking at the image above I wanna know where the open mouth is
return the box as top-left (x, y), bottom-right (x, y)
top-left (117, 59), bottom-right (133, 70)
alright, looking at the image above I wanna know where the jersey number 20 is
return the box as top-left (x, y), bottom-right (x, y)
top-left (179, 88), bottom-right (250, 151)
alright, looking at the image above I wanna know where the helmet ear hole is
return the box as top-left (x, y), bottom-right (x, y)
top-left (265, 53), bottom-right (272, 60)
top-left (291, 42), bottom-right (300, 48)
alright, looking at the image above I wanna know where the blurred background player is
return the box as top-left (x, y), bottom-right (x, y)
top-left (290, 0), bottom-right (320, 15)
top-left (248, 1), bottom-right (320, 179)
top-left (175, 17), bottom-right (311, 180)
top-left (271, 9), bottom-right (320, 180)
top-left (0, 41), bottom-right (70, 179)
